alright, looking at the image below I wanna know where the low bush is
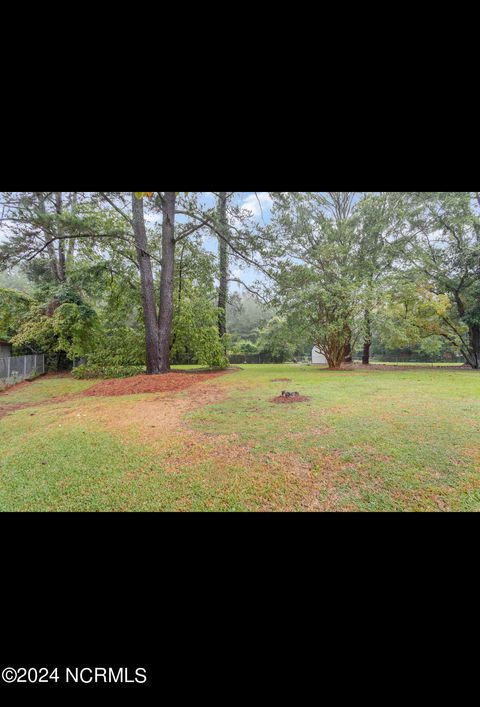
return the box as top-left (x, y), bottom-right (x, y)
top-left (72, 364), bottom-right (145, 380)
top-left (86, 328), bottom-right (146, 368)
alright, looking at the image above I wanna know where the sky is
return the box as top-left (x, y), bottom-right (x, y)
top-left (230, 192), bottom-right (273, 287)
top-left (189, 191), bottom-right (273, 219)
top-left (238, 192), bottom-right (273, 220)
top-left (200, 192), bottom-right (273, 289)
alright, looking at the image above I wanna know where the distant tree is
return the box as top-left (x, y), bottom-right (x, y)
top-left (227, 294), bottom-right (272, 343)
top-left (231, 339), bottom-right (259, 355)
top-left (257, 316), bottom-right (296, 362)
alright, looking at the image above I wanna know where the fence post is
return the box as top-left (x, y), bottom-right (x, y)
top-left (24, 356), bottom-right (27, 377)
top-left (7, 357), bottom-right (10, 380)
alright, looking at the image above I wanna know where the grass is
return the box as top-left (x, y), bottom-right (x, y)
top-left (363, 361), bottom-right (464, 367)
top-left (1, 376), bottom-right (93, 404)
top-left (1, 364), bottom-right (479, 512)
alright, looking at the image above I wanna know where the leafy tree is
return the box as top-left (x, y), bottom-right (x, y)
top-left (10, 292), bottom-right (98, 366)
top-left (269, 193), bottom-right (362, 368)
top-left (171, 279), bottom-right (228, 368)
top-left (354, 192), bottom-right (413, 363)
top-left (0, 288), bottom-right (34, 341)
top-left (86, 327), bottom-right (145, 368)
top-left (404, 192), bottom-right (480, 367)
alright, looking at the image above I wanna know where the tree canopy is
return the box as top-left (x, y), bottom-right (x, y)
top-left (1, 191), bottom-right (478, 372)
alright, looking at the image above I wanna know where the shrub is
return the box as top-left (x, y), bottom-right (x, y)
top-left (72, 364), bottom-right (145, 380)
top-left (87, 328), bottom-right (145, 368)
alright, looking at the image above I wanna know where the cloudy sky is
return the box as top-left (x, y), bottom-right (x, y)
top-left (198, 192), bottom-right (273, 289)
top-left (239, 192), bottom-right (273, 220)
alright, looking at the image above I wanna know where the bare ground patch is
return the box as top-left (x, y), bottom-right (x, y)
top-left (271, 395), bottom-right (310, 404)
top-left (65, 385), bottom-right (322, 510)
top-left (0, 393), bottom-right (87, 420)
top-left (0, 402), bottom-right (27, 421)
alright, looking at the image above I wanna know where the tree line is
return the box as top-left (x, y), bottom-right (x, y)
top-left (0, 192), bottom-right (479, 372)
top-left (265, 192), bottom-right (480, 369)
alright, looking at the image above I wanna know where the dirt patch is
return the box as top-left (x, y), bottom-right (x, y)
top-left (0, 394), bottom-right (80, 421)
top-left (87, 384), bottom-right (229, 450)
top-left (0, 379), bottom-right (34, 398)
top-left (271, 395), bottom-right (310, 405)
top-left (0, 403), bottom-right (27, 420)
top-left (80, 370), bottom-right (230, 398)
top-left (271, 378), bottom-right (292, 382)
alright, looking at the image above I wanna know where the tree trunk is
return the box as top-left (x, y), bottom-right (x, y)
top-left (362, 310), bottom-right (372, 365)
top-left (344, 340), bottom-right (353, 363)
top-left (362, 341), bottom-right (371, 365)
top-left (66, 192), bottom-right (77, 267)
top-left (158, 192), bottom-right (177, 373)
top-left (132, 193), bottom-right (160, 375)
top-left (344, 326), bottom-right (353, 363)
top-left (468, 324), bottom-right (480, 369)
top-left (55, 192), bottom-right (66, 282)
top-left (217, 192), bottom-right (229, 340)
top-left (36, 192), bottom-right (60, 282)
top-left (322, 340), bottom-right (348, 369)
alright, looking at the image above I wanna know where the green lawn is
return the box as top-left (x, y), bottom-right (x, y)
top-left (362, 361), bottom-right (465, 367)
top-left (1, 364), bottom-right (479, 512)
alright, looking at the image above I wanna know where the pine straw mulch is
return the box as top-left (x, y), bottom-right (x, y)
top-left (0, 371), bottom-right (233, 419)
top-left (80, 370), bottom-right (231, 398)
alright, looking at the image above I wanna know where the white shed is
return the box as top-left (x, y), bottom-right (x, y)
top-left (312, 347), bottom-right (327, 365)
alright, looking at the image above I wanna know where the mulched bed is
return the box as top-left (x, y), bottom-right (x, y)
top-left (81, 371), bottom-right (229, 398)
top-left (271, 395), bottom-right (310, 404)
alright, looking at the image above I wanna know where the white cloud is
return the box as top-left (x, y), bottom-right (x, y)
top-left (241, 192), bottom-right (273, 220)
